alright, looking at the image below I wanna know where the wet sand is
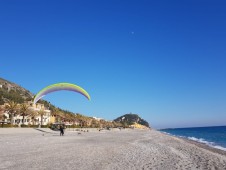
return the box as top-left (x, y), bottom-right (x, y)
top-left (0, 128), bottom-right (226, 170)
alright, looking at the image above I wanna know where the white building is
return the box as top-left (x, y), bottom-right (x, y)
top-left (92, 116), bottom-right (104, 121)
top-left (2, 102), bottom-right (51, 126)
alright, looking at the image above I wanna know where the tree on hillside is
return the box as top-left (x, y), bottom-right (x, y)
top-left (0, 94), bottom-right (4, 105)
top-left (4, 101), bottom-right (19, 125)
top-left (57, 111), bottom-right (64, 123)
top-left (90, 119), bottom-right (100, 128)
top-left (114, 113), bottom-right (149, 127)
top-left (70, 114), bottom-right (79, 126)
top-left (64, 113), bottom-right (74, 123)
top-left (76, 114), bottom-right (88, 127)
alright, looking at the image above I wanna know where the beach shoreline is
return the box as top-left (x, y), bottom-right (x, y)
top-left (0, 128), bottom-right (226, 170)
top-left (182, 136), bottom-right (226, 156)
top-left (160, 130), bottom-right (226, 156)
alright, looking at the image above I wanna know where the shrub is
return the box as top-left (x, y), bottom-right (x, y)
top-left (0, 124), bottom-right (18, 128)
top-left (28, 125), bottom-right (39, 128)
top-left (40, 125), bottom-right (49, 128)
top-left (21, 124), bottom-right (28, 128)
top-left (69, 125), bottom-right (80, 128)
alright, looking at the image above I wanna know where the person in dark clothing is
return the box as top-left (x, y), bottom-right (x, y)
top-left (59, 125), bottom-right (64, 136)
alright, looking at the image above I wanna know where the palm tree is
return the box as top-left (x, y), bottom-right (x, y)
top-left (37, 109), bottom-right (46, 127)
top-left (28, 109), bottom-right (37, 125)
top-left (0, 105), bottom-right (5, 121)
top-left (4, 101), bottom-right (19, 125)
top-left (0, 106), bottom-right (7, 127)
top-left (19, 103), bottom-right (31, 125)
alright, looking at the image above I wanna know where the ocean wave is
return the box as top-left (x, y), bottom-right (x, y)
top-left (162, 132), bottom-right (171, 135)
top-left (188, 137), bottom-right (226, 151)
top-left (162, 132), bottom-right (185, 138)
top-left (213, 145), bottom-right (226, 151)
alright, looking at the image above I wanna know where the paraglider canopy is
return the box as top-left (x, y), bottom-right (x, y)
top-left (33, 83), bottom-right (91, 104)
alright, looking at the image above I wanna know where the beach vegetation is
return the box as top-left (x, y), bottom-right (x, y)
top-left (4, 100), bottom-right (19, 125)
top-left (0, 124), bottom-right (18, 128)
top-left (19, 103), bottom-right (32, 125)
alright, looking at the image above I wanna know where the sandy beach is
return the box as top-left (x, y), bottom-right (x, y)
top-left (0, 128), bottom-right (226, 170)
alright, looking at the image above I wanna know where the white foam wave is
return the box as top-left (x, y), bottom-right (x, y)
top-left (188, 137), bottom-right (226, 151)
top-left (213, 145), bottom-right (226, 151)
top-left (161, 132), bottom-right (185, 138)
top-left (188, 137), bottom-right (214, 145)
top-left (162, 132), bottom-right (171, 135)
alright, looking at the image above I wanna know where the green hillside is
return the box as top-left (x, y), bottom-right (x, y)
top-left (114, 113), bottom-right (150, 127)
top-left (0, 78), bottom-right (33, 104)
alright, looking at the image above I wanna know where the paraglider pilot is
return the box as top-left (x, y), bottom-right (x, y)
top-left (60, 125), bottom-right (64, 136)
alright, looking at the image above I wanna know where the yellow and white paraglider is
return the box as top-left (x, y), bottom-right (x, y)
top-left (33, 83), bottom-right (91, 104)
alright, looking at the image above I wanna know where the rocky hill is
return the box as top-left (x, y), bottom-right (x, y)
top-left (114, 113), bottom-right (150, 127)
top-left (0, 78), bottom-right (33, 104)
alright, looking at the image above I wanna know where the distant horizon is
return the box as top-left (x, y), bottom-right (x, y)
top-left (158, 124), bottom-right (226, 130)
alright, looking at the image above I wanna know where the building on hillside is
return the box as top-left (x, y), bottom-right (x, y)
top-left (92, 117), bottom-right (103, 121)
top-left (49, 115), bottom-right (56, 124)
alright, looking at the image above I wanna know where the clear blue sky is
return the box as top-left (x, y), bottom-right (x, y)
top-left (0, 1), bottom-right (226, 129)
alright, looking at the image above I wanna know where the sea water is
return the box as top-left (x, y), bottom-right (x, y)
top-left (160, 126), bottom-right (226, 151)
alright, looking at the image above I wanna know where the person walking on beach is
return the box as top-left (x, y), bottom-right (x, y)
top-left (59, 125), bottom-right (64, 136)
